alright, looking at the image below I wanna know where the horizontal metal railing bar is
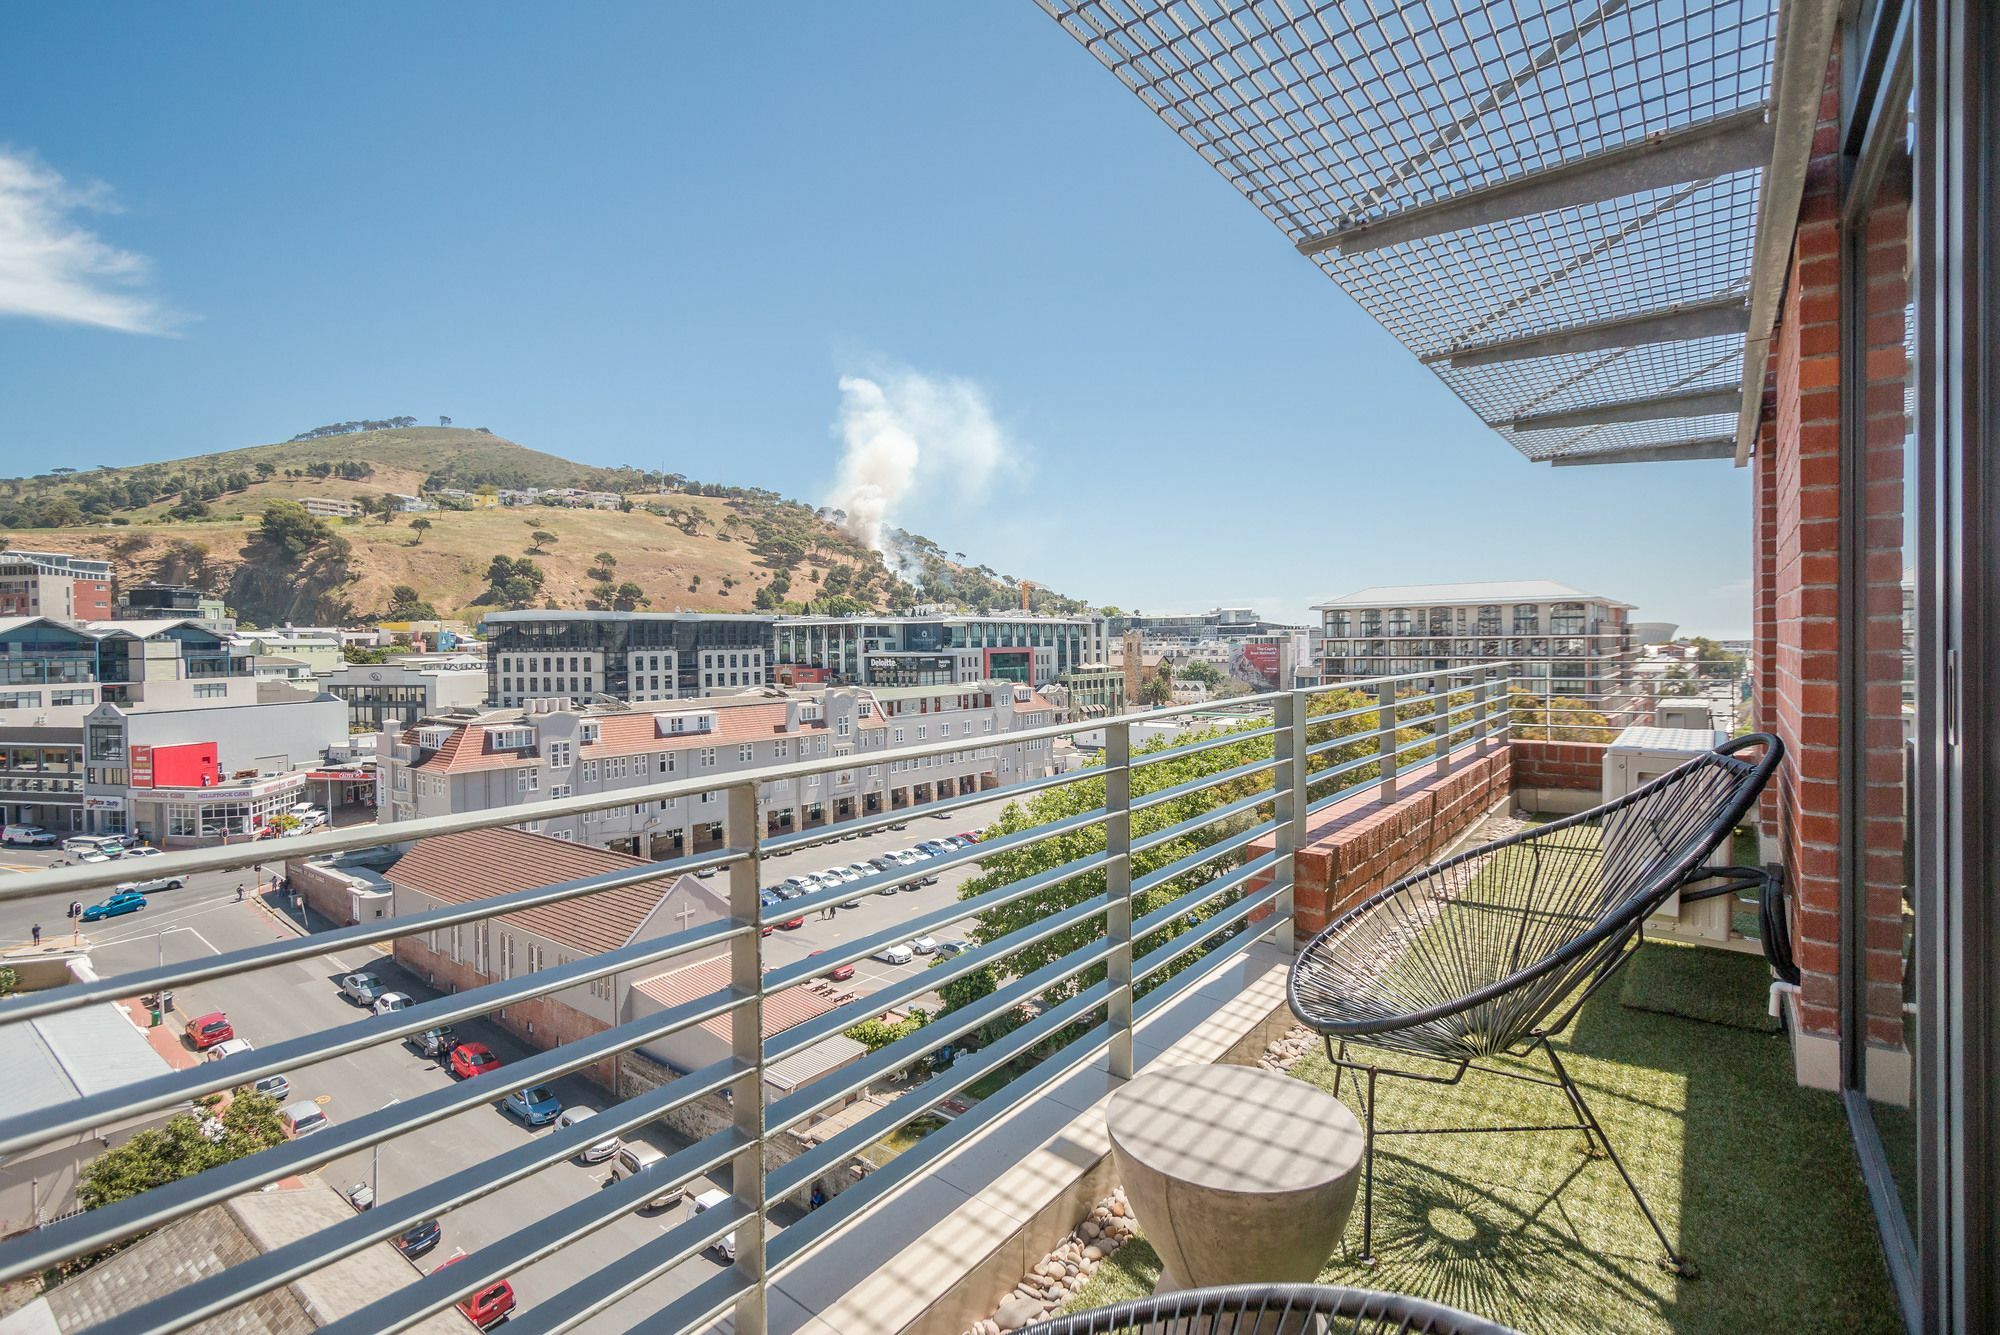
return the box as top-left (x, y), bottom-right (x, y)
top-left (1132, 850), bottom-right (1284, 948)
top-left (0, 988), bottom-right (744, 1284)
top-left (1129, 753), bottom-right (1281, 814)
top-left (0, 915), bottom-right (746, 1158)
top-left (1133, 902), bottom-right (1287, 1025)
top-left (75, 1063), bottom-right (750, 1335)
top-left (501, 1211), bottom-right (754, 1335)
top-left (1133, 881), bottom-right (1283, 984)
top-left (764, 889), bottom-right (1112, 1064)
top-left (0, 848), bottom-right (746, 1026)
top-left (1129, 787), bottom-right (1274, 858)
top-left (317, 1137), bottom-right (754, 1335)
top-left (1130, 819), bottom-right (1278, 898)
top-left (1303, 744), bottom-right (1391, 786)
top-left (757, 762), bottom-right (1093, 857)
top-left (762, 847), bottom-right (1109, 993)
top-left (767, 972), bottom-right (1116, 1203)
top-left (766, 919), bottom-right (1117, 1135)
top-left (1129, 720), bottom-right (1280, 767)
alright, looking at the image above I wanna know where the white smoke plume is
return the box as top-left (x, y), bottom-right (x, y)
top-left (826, 368), bottom-right (1017, 565)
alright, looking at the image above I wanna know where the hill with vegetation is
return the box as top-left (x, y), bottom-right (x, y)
top-left (0, 427), bottom-right (1090, 627)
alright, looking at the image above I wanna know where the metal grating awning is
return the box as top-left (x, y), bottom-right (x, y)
top-left (1035, 0), bottom-right (1783, 465)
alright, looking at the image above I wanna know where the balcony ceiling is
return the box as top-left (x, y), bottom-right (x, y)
top-left (1036, 0), bottom-right (1781, 465)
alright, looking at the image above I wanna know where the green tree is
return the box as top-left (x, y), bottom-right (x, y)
top-left (1177, 659), bottom-right (1225, 687)
top-left (257, 500), bottom-right (333, 559)
top-left (78, 1091), bottom-right (286, 1211)
top-left (0, 964), bottom-right (17, 998)
top-left (845, 1009), bottom-right (930, 1054)
top-left (1137, 671), bottom-right (1173, 707)
top-left (408, 516), bottom-right (432, 543)
top-left (613, 581), bottom-right (649, 611)
top-left (529, 529), bottom-right (557, 554)
top-left (1659, 664), bottom-right (1700, 697)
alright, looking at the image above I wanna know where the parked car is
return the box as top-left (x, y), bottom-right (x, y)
top-left (892, 850), bottom-right (922, 866)
top-left (692, 1188), bottom-right (737, 1260)
top-left (372, 991), bottom-right (413, 1015)
top-left (2, 824), bottom-right (55, 847)
top-left (889, 821), bottom-right (909, 831)
top-left (123, 844), bottom-right (164, 859)
top-left (391, 1218), bottom-right (442, 1259)
top-left (932, 810), bottom-right (955, 821)
top-left (758, 889), bottom-right (784, 909)
top-left (250, 1072), bottom-right (291, 1102)
top-left (410, 1025), bottom-right (457, 1059)
top-left (62, 835), bottom-right (124, 859)
top-left (338, 972), bottom-right (386, 1005)
top-left (114, 872), bottom-right (185, 895)
top-left (775, 878), bottom-right (810, 901)
top-left (917, 839), bottom-right (951, 855)
top-left (502, 1084), bottom-right (562, 1127)
top-left (694, 863), bottom-right (720, 879)
top-left (203, 1037), bottom-right (254, 1062)
top-left (808, 950), bottom-right (855, 982)
top-left (449, 1042), bottom-right (502, 1079)
top-left (434, 1257), bottom-right (516, 1330)
top-left (957, 832), bottom-right (983, 844)
top-left (557, 1105), bottom-right (621, 1163)
top-left (80, 891), bottom-right (146, 922)
top-left (845, 861), bottom-right (874, 880)
top-left (185, 1012), bottom-right (234, 1049)
top-left (280, 1100), bottom-right (329, 1138)
top-left (936, 940), bottom-right (971, 959)
top-left (911, 936), bottom-right (939, 955)
top-left (868, 855), bottom-right (897, 872)
top-left (874, 944), bottom-right (914, 965)
top-left (606, 1142), bottom-right (683, 1210)
top-left (832, 866), bottom-right (862, 884)
top-left (778, 915), bottom-right (806, 931)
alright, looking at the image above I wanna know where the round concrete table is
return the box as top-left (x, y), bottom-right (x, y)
top-left (1106, 1063), bottom-right (1364, 1291)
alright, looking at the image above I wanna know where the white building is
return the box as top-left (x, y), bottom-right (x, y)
top-left (300, 497), bottom-right (363, 519)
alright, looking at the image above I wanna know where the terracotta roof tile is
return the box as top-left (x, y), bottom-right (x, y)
top-left (387, 828), bottom-right (662, 955)
top-left (410, 726), bottom-right (541, 774)
top-left (631, 954), bottom-right (842, 1042)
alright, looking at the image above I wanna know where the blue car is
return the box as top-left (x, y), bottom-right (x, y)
top-left (80, 891), bottom-right (147, 922)
top-left (758, 889), bottom-right (784, 909)
top-left (502, 1084), bottom-right (562, 1127)
top-left (392, 1218), bottom-right (442, 1259)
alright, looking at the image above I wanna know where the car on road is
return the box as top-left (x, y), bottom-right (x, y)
top-left (434, 1257), bottom-right (516, 1330)
top-left (449, 1042), bottom-right (502, 1079)
top-left (280, 1100), bottom-right (329, 1138)
top-left (778, 915), bottom-right (806, 931)
top-left (502, 1084), bottom-right (562, 1127)
top-left (115, 872), bottom-right (186, 895)
top-left (692, 1188), bottom-right (738, 1260)
top-left (123, 844), bottom-right (163, 859)
top-left (250, 1072), bottom-right (291, 1102)
top-left (606, 1142), bottom-right (683, 1210)
top-left (873, 943), bottom-right (914, 965)
top-left (410, 1025), bottom-right (457, 1059)
top-left (338, 972), bottom-right (386, 1004)
top-left (808, 951), bottom-right (856, 982)
top-left (185, 1012), bottom-right (235, 1049)
top-left (372, 991), bottom-right (413, 1015)
top-left (204, 1037), bottom-right (254, 1062)
top-left (391, 1218), bottom-right (442, 1259)
top-left (2, 824), bottom-right (55, 847)
top-left (557, 1105), bottom-right (621, 1163)
top-left (80, 891), bottom-right (146, 922)
top-left (63, 835), bottom-right (127, 859)
top-left (911, 936), bottom-right (939, 955)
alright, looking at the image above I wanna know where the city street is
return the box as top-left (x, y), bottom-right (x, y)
top-left (0, 791), bottom-right (1031, 1328)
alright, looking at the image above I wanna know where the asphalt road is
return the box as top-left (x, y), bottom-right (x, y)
top-left (0, 792), bottom-right (1029, 1329)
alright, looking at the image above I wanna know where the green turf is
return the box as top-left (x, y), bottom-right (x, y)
top-left (1617, 940), bottom-right (1775, 1032)
top-left (1063, 986), bottom-right (1902, 1335)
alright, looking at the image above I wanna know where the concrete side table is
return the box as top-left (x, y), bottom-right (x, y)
top-left (1106, 1063), bottom-right (1364, 1290)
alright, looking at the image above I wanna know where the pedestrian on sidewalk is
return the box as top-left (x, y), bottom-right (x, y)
top-left (31, 923), bottom-right (41, 945)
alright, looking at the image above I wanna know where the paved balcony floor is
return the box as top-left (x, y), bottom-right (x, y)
top-left (1064, 944), bottom-right (1902, 1334)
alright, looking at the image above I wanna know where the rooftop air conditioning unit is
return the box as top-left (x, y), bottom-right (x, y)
top-left (1602, 725), bottom-right (1754, 953)
top-left (1655, 698), bottom-right (1714, 730)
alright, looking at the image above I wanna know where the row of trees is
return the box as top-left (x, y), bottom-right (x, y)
top-left (289, 417), bottom-right (419, 440)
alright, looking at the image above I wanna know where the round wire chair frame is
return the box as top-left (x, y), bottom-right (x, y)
top-left (1283, 734), bottom-right (1784, 1277)
top-left (1020, 1282), bottom-right (1520, 1335)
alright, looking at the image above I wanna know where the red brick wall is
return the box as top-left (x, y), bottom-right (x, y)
top-left (1509, 739), bottom-right (1607, 792)
top-left (394, 935), bottom-right (617, 1089)
top-left (75, 579), bottom-right (112, 621)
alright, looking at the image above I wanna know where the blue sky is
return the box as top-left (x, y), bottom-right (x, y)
top-left (0, 4), bottom-right (1751, 635)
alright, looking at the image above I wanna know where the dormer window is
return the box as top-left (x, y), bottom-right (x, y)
top-left (578, 721), bottom-right (600, 744)
top-left (486, 727), bottom-right (533, 751)
top-left (416, 726), bottom-right (453, 750)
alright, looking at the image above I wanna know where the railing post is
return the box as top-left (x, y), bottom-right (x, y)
top-left (724, 780), bottom-right (767, 1335)
top-left (1375, 679), bottom-right (1398, 805)
top-left (1272, 690), bottom-right (1309, 959)
top-left (1473, 671), bottom-right (1492, 754)
top-left (1432, 675), bottom-right (1453, 776)
top-left (1104, 717), bottom-right (1134, 1081)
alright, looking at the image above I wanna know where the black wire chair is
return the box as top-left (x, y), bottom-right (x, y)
top-left (1287, 733), bottom-right (1783, 1277)
top-left (1021, 1282), bottom-right (1519, 1335)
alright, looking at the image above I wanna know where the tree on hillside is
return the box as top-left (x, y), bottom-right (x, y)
top-left (258, 500), bottom-right (334, 560)
top-left (385, 585), bottom-right (439, 620)
top-left (613, 581), bottom-right (649, 611)
top-left (528, 529), bottom-right (556, 554)
top-left (254, 461), bottom-right (277, 479)
top-left (594, 551), bottom-right (617, 571)
top-left (483, 555), bottom-right (546, 608)
top-left (408, 517), bottom-right (432, 543)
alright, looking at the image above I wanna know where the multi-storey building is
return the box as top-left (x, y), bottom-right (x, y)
top-left (0, 551), bottom-right (112, 622)
top-left (375, 681), bottom-right (1057, 856)
top-left (299, 497), bottom-right (363, 519)
top-left (772, 612), bottom-right (1105, 689)
top-left (115, 582), bottom-right (233, 632)
top-left (324, 654), bottom-right (488, 733)
top-left (1314, 580), bottom-right (1638, 714)
top-left (483, 611), bottom-right (773, 707)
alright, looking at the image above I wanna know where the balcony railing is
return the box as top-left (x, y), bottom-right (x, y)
top-left (0, 665), bottom-right (1532, 1335)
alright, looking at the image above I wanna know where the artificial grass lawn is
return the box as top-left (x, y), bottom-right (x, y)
top-left (1065, 946), bottom-right (1900, 1335)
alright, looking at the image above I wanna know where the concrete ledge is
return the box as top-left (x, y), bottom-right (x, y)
top-left (765, 938), bottom-right (1296, 1335)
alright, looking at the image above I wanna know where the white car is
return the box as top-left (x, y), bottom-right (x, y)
top-left (558, 1105), bottom-right (622, 1163)
top-left (116, 874), bottom-right (186, 895)
top-left (873, 944), bottom-right (914, 965)
top-left (204, 1038), bottom-right (255, 1062)
top-left (846, 862), bottom-right (874, 880)
top-left (372, 991), bottom-right (413, 1015)
top-left (892, 850), bottom-right (922, 867)
top-left (692, 1188), bottom-right (737, 1260)
top-left (339, 972), bottom-right (386, 1004)
top-left (910, 936), bottom-right (939, 955)
top-left (123, 845), bottom-right (164, 859)
top-left (833, 866), bottom-right (862, 884)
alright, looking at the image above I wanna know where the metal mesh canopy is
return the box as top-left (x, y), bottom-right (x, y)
top-left (1036, 0), bottom-right (1779, 464)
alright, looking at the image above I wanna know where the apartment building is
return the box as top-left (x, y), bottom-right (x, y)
top-left (772, 612), bottom-right (1106, 689)
top-left (483, 611), bottom-right (773, 707)
top-left (115, 582), bottom-right (233, 632)
top-left (0, 551), bottom-right (112, 621)
top-left (1314, 580), bottom-right (1638, 715)
top-left (299, 497), bottom-right (363, 519)
top-left (323, 654), bottom-right (488, 733)
top-left (376, 681), bottom-right (1057, 855)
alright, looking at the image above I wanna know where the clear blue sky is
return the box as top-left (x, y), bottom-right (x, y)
top-left (0, 4), bottom-right (1751, 636)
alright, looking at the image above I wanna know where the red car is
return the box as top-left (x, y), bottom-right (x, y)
top-left (185, 1012), bottom-right (234, 1049)
top-left (448, 1042), bottom-right (502, 1080)
top-left (809, 950), bottom-right (855, 982)
top-left (434, 1255), bottom-right (517, 1329)
top-left (778, 915), bottom-right (805, 931)
top-left (957, 832), bottom-right (982, 844)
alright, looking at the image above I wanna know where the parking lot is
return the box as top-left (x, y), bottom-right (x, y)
top-left (0, 793), bottom-right (1025, 1328)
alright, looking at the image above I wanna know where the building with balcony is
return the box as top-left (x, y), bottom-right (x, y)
top-left (113, 582), bottom-right (233, 633)
top-left (299, 496), bottom-right (362, 519)
top-left (0, 550), bottom-right (112, 622)
top-left (1316, 581), bottom-right (1639, 721)
top-left (772, 612), bottom-right (1106, 689)
top-left (483, 610), bottom-right (774, 707)
top-left (323, 654), bottom-right (488, 733)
